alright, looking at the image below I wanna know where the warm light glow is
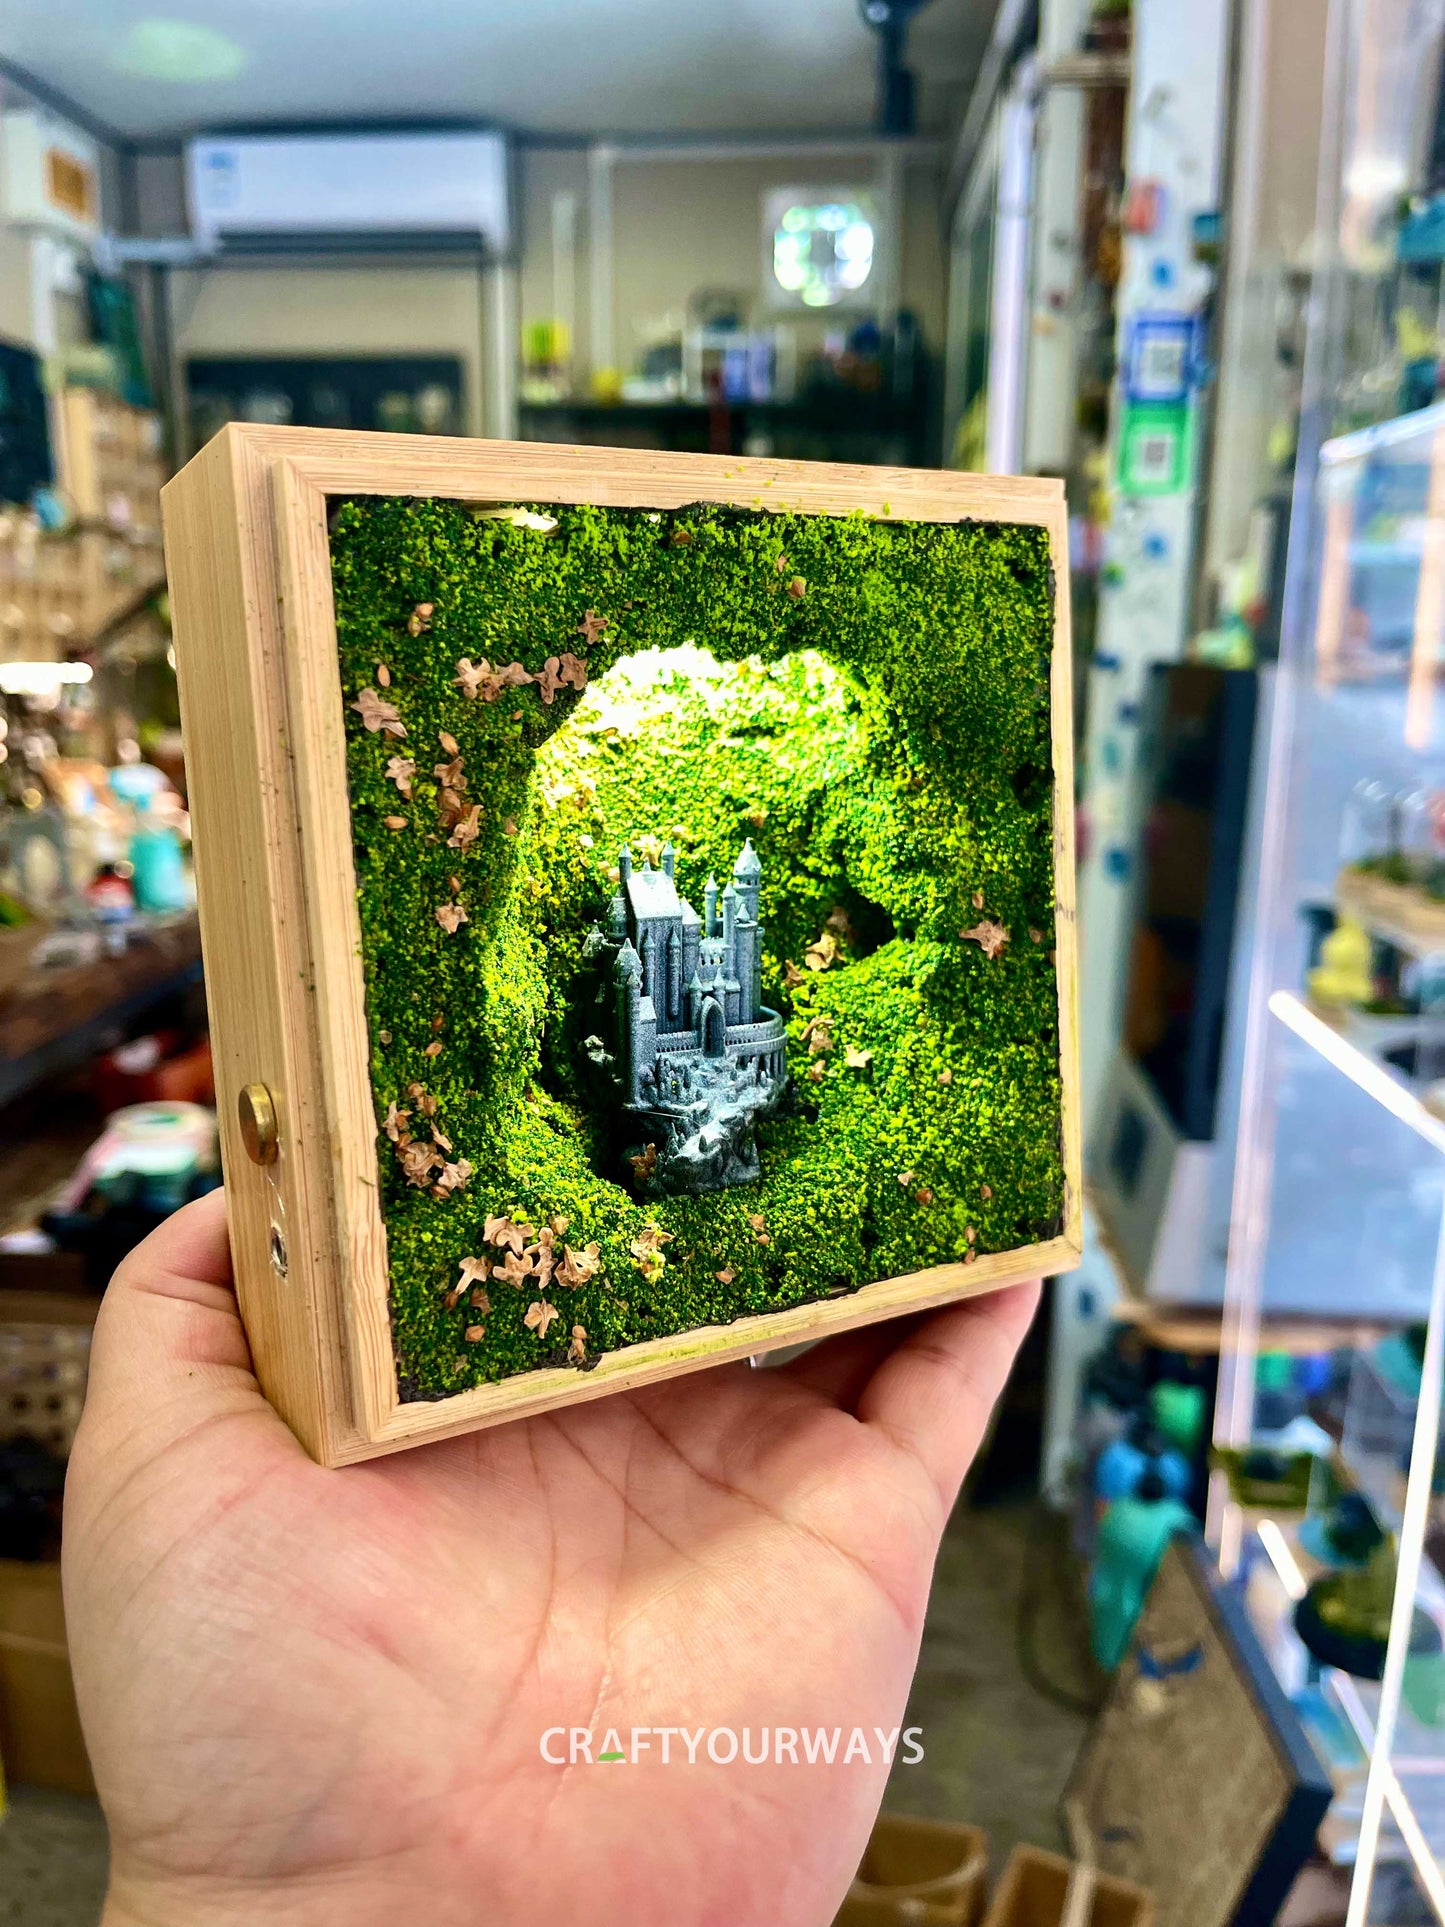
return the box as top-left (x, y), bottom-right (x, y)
top-left (0, 661), bottom-right (93, 696)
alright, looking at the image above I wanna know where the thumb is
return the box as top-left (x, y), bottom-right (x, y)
top-left (71, 1188), bottom-right (297, 1474)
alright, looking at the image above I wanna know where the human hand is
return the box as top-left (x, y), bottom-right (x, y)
top-left (64, 1187), bottom-right (1038, 1927)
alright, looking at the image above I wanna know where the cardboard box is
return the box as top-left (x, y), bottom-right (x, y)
top-left (841, 1812), bottom-right (989, 1925)
top-left (982, 1846), bottom-right (1153, 1927)
top-left (0, 1558), bottom-right (94, 1795)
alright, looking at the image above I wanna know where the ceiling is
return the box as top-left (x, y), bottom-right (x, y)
top-left (0, 0), bottom-right (991, 143)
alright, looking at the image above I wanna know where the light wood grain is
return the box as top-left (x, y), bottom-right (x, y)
top-left (166, 422), bottom-right (1080, 1466)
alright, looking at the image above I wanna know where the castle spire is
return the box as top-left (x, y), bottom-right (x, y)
top-left (661, 841), bottom-right (676, 879)
top-left (619, 844), bottom-right (633, 885)
top-left (704, 874), bottom-right (718, 937)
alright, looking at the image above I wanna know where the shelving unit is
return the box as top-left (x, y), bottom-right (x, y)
top-left (1205, 0), bottom-right (1445, 1914)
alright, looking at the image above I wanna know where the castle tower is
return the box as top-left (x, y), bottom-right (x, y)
top-left (735, 907), bottom-right (757, 1023)
top-left (733, 838), bottom-right (761, 923)
top-left (720, 883), bottom-right (740, 1023)
top-left (680, 899), bottom-right (700, 996)
top-left (667, 926), bottom-right (681, 1024)
top-left (704, 875), bottom-right (718, 937)
top-left (614, 940), bottom-right (643, 1102)
top-left (661, 841), bottom-right (676, 879)
top-left (619, 844), bottom-right (633, 886)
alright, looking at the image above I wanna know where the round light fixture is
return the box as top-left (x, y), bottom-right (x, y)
top-left (772, 200), bottom-right (876, 309)
top-left (112, 18), bottom-right (248, 84)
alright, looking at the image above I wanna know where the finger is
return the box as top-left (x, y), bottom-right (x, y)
top-left (776, 1316), bottom-right (927, 1411)
top-left (82, 1189), bottom-right (262, 1423)
top-left (856, 1280), bottom-right (1041, 1515)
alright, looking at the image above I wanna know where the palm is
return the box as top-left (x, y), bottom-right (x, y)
top-left (64, 1191), bottom-right (1037, 1927)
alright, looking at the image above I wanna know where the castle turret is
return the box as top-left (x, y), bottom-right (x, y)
top-left (680, 899), bottom-right (700, 996)
top-left (661, 841), bottom-right (676, 879)
top-left (667, 926), bottom-right (681, 1024)
top-left (735, 906), bottom-right (757, 1022)
top-left (607, 888), bottom-right (626, 938)
top-left (619, 844), bottom-right (633, 886)
top-left (615, 940), bottom-right (643, 1101)
top-left (704, 875), bottom-right (718, 937)
top-left (733, 838), bottom-right (761, 923)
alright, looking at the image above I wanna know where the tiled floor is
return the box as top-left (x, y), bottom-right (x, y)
top-left (0, 1500), bottom-right (1093, 1923)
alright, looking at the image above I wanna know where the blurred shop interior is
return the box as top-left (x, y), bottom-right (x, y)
top-left (4, 0), bottom-right (1445, 1919)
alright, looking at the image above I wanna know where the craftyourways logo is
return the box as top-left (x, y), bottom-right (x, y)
top-left (540, 1727), bottom-right (925, 1767)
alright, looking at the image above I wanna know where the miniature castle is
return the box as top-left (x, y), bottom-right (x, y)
top-left (586, 838), bottom-right (789, 1193)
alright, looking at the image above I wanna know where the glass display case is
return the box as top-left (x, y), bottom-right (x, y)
top-left (1210, 0), bottom-right (1445, 1916)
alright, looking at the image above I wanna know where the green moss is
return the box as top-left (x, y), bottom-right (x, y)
top-left (330, 497), bottom-right (1062, 1399)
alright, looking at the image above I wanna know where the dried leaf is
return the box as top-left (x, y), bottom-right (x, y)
top-left (352, 687), bottom-right (406, 737)
top-left (382, 1101), bottom-right (411, 1142)
top-left (897, 1170), bottom-right (915, 1187)
top-left (469, 1288), bottom-right (491, 1315)
top-left (551, 1215), bottom-right (571, 1236)
top-left (964, 1249), bottom-right (978, 1266)
top-left (959, 920), bottom-right (1009, 961)
top-left (557, 651), bottom-right (588, 690)
top-left (503, 816), bottom-right (519, 837)
top-left (384, 815), bottom-right (408, 831)
top-left (783, 960), bottom-right (807, 988)
top-left (965, 1225), bottom-right (977, 1244)
top-left (424, 1039), bottom-right (442, 1058)
top-left (715, 1266), bottom-right (736, 1284)
top-left (630, 1143), bottom-right (659, 1181)
top-left (454, 657), bottom-right (493, 700)
top-left (1029, 928), bottom-right (1043, 944)
top-left (397, 1139), bottom-right (442, 1188)
top-left (435, 1158), bottom-right (472, 1194)
top-left (524, 1299), bottom-right (561, 1339)
top-left (376, 662), bottom-right (391, 687)
top-left (465, 1324), bottom-right (485, 1343)
top-left (407, 601), bottom-right (434, 636)
top-left (534, 657), bottom-right (564, 704)
top-left (747, 1213), bottom-right (767, 1232)
top-left (775, 552), bottom-right (789, 573)
top-left (435, 902), bottom-right (468, 934)
top-left (576, 609), bottom-right (609, 646)
top-left (914, 1187), bottom-right (934, 1206)
top-left (843, 1045), bottom-right (873, 1070)
top-left (567, 1324), bottom-right (588, 1364)
top-left (937, 1069), bottom-right (953, 1086)
top-left (438, 730), bottom-right (459, 756)
top-left (806, 1060), bottom-right (826, 1083)
top-left (980, 1183), bottom-right (992, 1200)
top-left (385, 755), bottom-right (415, 796)
top-left (972, 891), bottom-right (985, 910)
top-left (803, 930), bottom-right (839, 972)
top-left (485, 1215), bottom-right (528, 1254)
top-left (785, 576), bottom-right (807, 600)
top-left (458, 1255), bottom-right (491, 1289)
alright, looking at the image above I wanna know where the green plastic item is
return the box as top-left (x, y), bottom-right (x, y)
top-left (1256, 1351), bottom-right (1294, 1392)
top-left (1150, 1380), bottom-right (1206, 1453)
top-left (1089, 1497), bottom-right (1196, 1672)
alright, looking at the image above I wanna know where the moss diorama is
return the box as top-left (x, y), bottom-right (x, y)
top-left (330, 496), bottom-right (1063, 1399)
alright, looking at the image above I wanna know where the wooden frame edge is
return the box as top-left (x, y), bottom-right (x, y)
top-left (248, 426), bottom-right (1079, 1464)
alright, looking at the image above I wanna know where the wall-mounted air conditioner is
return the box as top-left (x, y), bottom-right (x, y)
top-left (186, 132), bottom-right (510, 254)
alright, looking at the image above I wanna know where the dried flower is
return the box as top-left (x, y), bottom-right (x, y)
top-left (424, 1039), bottom-right (443, 1058)
top-left (385, 754), bottom-right (415, 796)
top-left (382, 1101), bottom-right (411, 1142)
top-left (438, 730), bottom-right (459, 756)
top-left (551, 1215), bottom-right (570, 1236)
top-left (397, 1139), bottom-right (442, 1188)
top-left (897, 1170), bottom-right (915, 1187)
top-left (972, 891), bottom-right (985, 910)
top-left (747, 1214), bottom-right (767, 1232)
top-left (376, 662), bottom-right (391, 687)
top-left (959, 920), bottom-right (1009, 961)
top-left (804, 930), bottom-right (840, 972)
top-left (503, 816), bottom-right (519, 837)
top-left (534, 657), bottom-right (565, 704)
top-left (966, 1225), bottom-right (977, 1244)
top-left (525, 1300), bottom-right (560, 1339)
top-left (557, 1242), bottom-right (601, 1288)
top-left (980, 1183), bottom-right (992, 1200)
top-left (352, 688), bottom-right (406, 737)
top-left (630, 1143), bottom-right (659, 1182)
top-left (914, 1187), bottom-right (934, 1206)
top-left (783, 960), bottom-right (807, 988)
top-left (435, 902), bottom-right (468, 934)
top-left (407, 601), bottom-right (434, 636)
top-left (498, 1248), bottom-right (536, 1288)
top-left (447, 804), bottom-right (483, 851)
top-left (785, 576), bottom-right (807, 600)
top-left (465, 1324), bottom-right (485, 1343)
top-left (435, 1159), bottom-right (472, 1194)
top-left (557, 652), bottom-right (587, 690)
top-left (844, 1045), bottom-right (873, 1070)
top-left (458, 1255), bottom-right (490, 1290)
top-left (567, 1325), bottom-right (587, 1364)
top-left (964, 1249), bottom-right (978, 1266)
top-left (715, 1267), bottom-right (736, 1284)
top-left (469, 1288), bottom-right (491, 1315)
top-left (384, 815), bottom-right (408, 831)
top-left (937, 1069), bottom-right (954, 1086)
top-left (484, 1214), bottom-right (529, 1254)
top-left (576, 609), bottom-right (609, 646)
top-left (806, 1060), bottom-right (826, 1083)
top-left (775, 552), bottom-right (789, 573)
top-left (454, 657), bottom-right (491, 700)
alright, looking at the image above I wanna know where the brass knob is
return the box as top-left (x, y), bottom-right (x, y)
top-left (238, 1083), bottom-right (279, 1166)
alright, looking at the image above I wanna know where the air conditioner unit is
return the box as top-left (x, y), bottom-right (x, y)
top-left (186, 132), bottom-right (510, 254)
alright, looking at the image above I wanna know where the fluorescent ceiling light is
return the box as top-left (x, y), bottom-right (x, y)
top-left (112, 18), bottom-right (248, 84)
top-left (0, 661), bottom-right (94, 695)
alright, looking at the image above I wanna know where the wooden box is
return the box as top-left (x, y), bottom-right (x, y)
top-left (0, 1560), bottom-right (94, 1795)
top-left (162, 426), bottom-right (1079, 1465)
top-left (843, 1811), bottom-right (989, 1924)
top-left (981, 1848), bottom-right (1153, 1927)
